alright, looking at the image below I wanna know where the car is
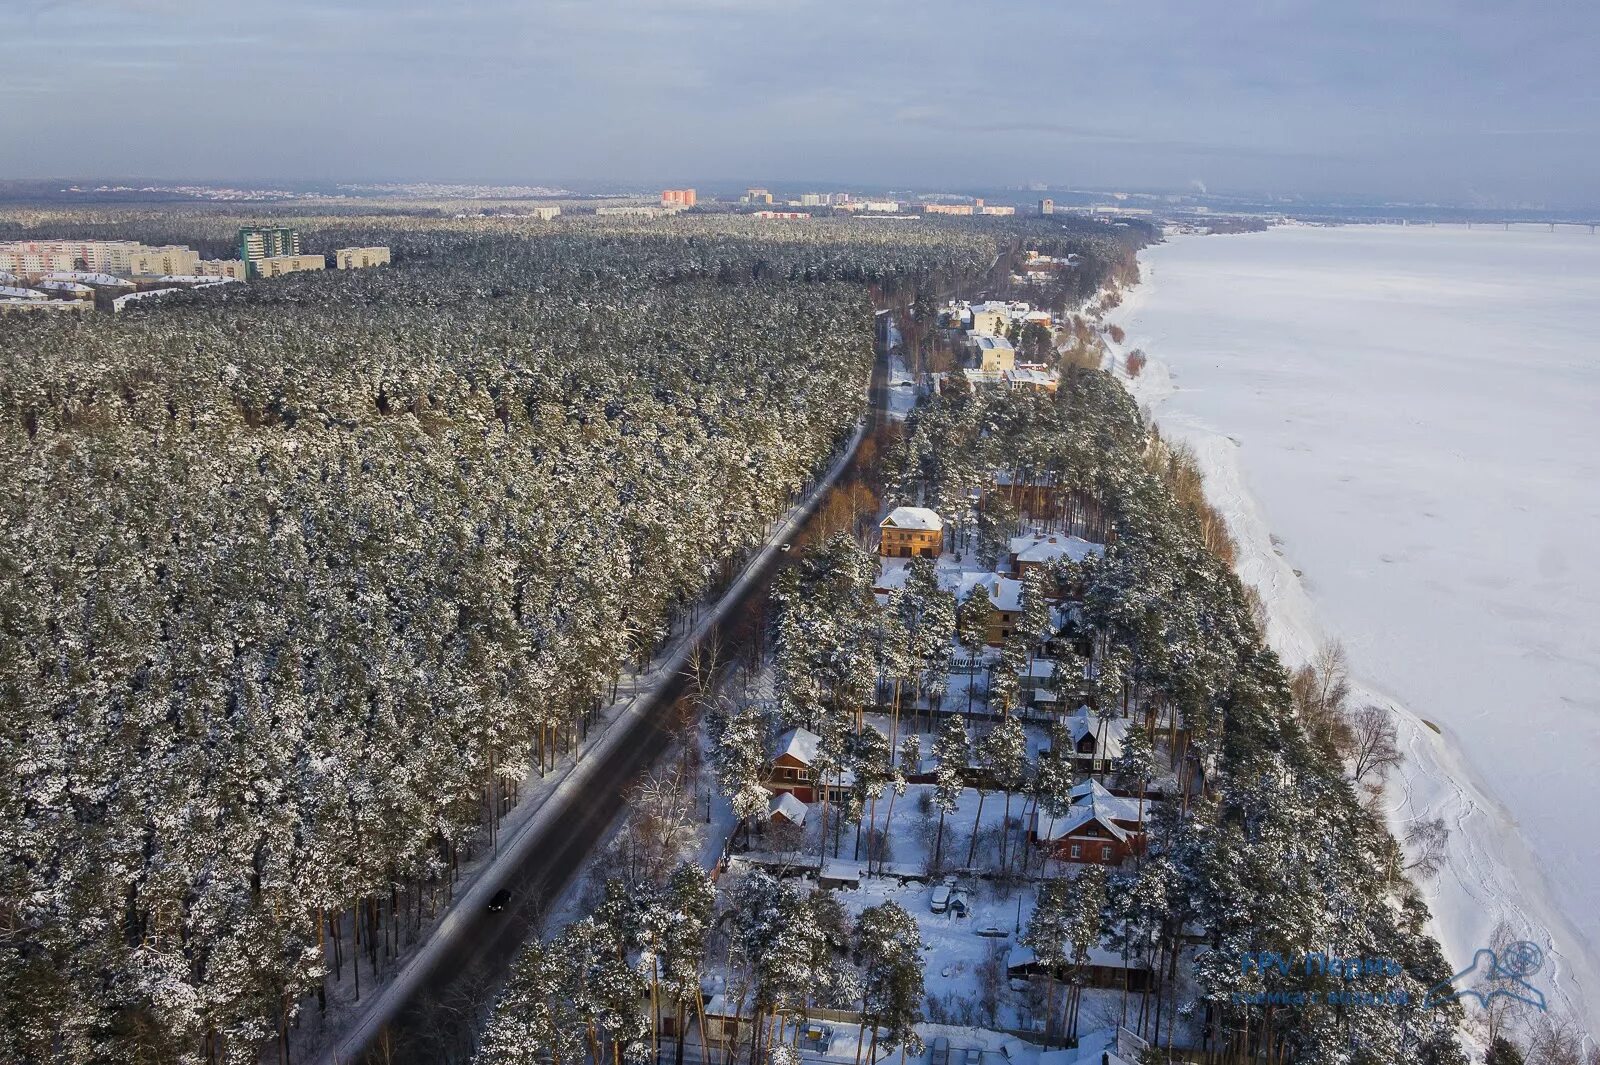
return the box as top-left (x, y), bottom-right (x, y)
top-left (975, 925), bottom-right (1008, 939)
top-left (488, 887), bottom-right (512, 912)
top-left (779, 543), bottom-right (792, 553)
top-left (963, 1048), bottom-right (982, 1065)
top-left (930, 878), bottom-right (956, 913)
top-left (929, 1037), bottom-right (950, 1065)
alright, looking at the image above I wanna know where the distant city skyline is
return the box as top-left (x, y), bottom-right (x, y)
top-left (5, 0), bottom-right (1599, 208)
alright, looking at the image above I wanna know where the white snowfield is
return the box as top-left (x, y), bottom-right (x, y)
top-left (1106, 224), bottom-right (1600, 1037)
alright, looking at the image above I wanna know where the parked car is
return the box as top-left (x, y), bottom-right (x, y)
top-left (929, 1037), bottom-right (950, 1065)
top-left (930, 877), bottom-right (957, 913)
top-left (974, 925), bottom-right (1008, 939)
top-left (963, 1048), bottom-right (982, 1065)
top-left (488, 887), bottom-right (512, 912)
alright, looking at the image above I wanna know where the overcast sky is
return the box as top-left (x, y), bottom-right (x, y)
top-left (5, 0), bottom-right (1597, 205)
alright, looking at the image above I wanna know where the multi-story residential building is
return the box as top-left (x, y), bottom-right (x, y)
top-left (974, 334), bottom-right (1016, 372)
top-left (921, 203), bottom-right (974, 216)
top-left (196, 259), bottom-right (249, 281)
top-left (255, 254), bottom-right (325, 278)
top-left (1039, 198), bottom-right (1054, 215)
top-left (334, 246), bottom-right (391, 270)
top-left (0, 297), bottom-right (93, 315)
top-left (967, 300), bottom-right (1011, 336)
top-left (127, 246), bottom-right (201, 277)
top-left (660, 188), bottom-right (696, 208)
top-left (35, 280), bottom-right (95, 301)
top-left (741, 188), bottom-right (774, 204)
top-left (0, 240), bottom-right (201, 277)
top-left (238, 227), bottom-right (301, 277)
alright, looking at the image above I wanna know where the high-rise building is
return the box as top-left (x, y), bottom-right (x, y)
top-left (741, 188), bottom-right (774, 205)
top-left (238, 227), bottom-right (302, 277)
top-left (1040, 198), bottom-right (1054, 215)
top-left (660, 188), bottom-right (697, 208)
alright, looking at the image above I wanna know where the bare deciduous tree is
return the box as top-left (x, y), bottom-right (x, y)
top-left (1403, 816), bottom-right (1450, 880)
top-left (1347, 703), bottom-right (1402, 793)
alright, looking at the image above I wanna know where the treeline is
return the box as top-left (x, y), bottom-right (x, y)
top-left (0, 223), bottom-right (997, 1063)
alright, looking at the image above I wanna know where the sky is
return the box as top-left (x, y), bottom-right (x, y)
top-left (4, 0), bottom-right (1599, 206)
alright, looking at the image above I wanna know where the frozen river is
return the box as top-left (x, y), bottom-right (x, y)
top-left (1107, 223), bottom-right (1600, 1032)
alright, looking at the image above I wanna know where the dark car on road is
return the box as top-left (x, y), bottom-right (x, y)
top-left (488, 887), bottom-right (512, 912)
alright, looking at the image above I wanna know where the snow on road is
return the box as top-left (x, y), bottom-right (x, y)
top-left (1106, 224), bottom-right (1600, 1036)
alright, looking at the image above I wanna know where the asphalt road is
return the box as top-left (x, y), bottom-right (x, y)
top-left (348, 320), bottom-right (891, 1064)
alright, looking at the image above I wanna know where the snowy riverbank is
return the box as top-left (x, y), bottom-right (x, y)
top-left (1104, 224), bottom-right (1600, 1038)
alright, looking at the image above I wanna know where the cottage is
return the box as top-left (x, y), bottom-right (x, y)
top-left (768, 791), bottom-right (809, 827)
top-left (1059, 704), bottom-right (1129, 773)
top-left (765, 727), bottom-right (822, 802)
top-left (1029, 779), bottom-right (1146, 865)
top-left (1007, 533), bottom-right (1105, 580)
top-left (953, 572), bottom-right (1024, 646)
top-left (1008, 941), bottom-right (1151, 991)
top-left (879, 506), bottom-right (944, 559)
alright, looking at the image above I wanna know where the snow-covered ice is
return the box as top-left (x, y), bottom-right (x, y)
top-left (1106, 223), bottom-right (1600, 1034)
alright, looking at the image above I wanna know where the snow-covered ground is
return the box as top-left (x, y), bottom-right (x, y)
top-left (1105, 223), bottom-right (1600, 1036)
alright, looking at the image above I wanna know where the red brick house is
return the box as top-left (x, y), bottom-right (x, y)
top-left (1029, 779), bottom-right (1146, 865)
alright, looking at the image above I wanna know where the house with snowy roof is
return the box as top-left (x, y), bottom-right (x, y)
top-left (765, 726), bottom-right (822, 802)
top-left (878, 505), bottom-right (944, 559)
top-left (972, 333), bottom-right (1016, 372)
top-left (1008, 533), bottom-right (1104, 576)
top-left (40, 270), bottom-right (133, 289)
top-left (1029, 778), bottom-right (1146, 865)
top-left (1007, 936), bottom-right (1152, 991)
top-left (1057, 704), bottom-right (1130, 774)
top-left (767, 791), bottom-right (808, 827)
top-left (967, 300), bottom-right (1012, 336)
top-left (35, 279), bottom-right (94, 300)
top-left (951, 571), bottom-right (1025, 646)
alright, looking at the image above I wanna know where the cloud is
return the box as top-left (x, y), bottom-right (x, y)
top-left (2, 0), bottom-right (1596, 205)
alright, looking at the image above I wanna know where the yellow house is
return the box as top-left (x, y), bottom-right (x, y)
top-left (879, 506), bottom-right (944, 558)
top-left (975, 334), bottom-right (1016, 372)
